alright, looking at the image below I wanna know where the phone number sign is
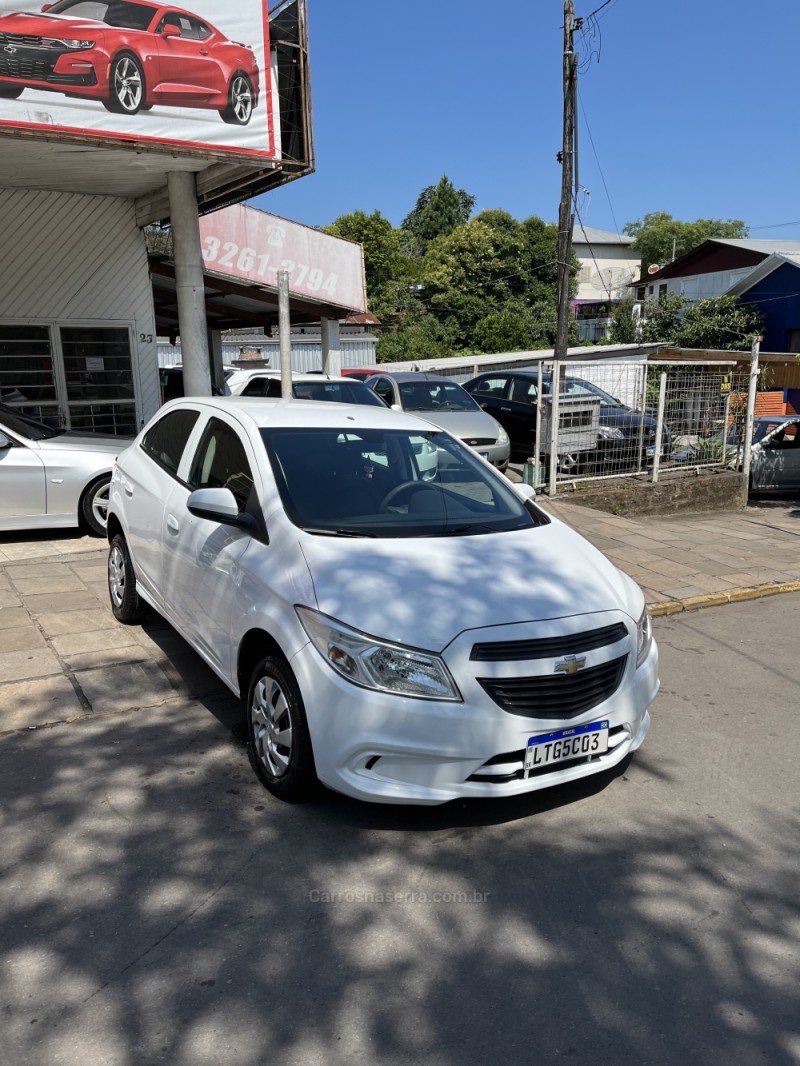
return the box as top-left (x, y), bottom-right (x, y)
top-left (199, 204), bottom-right (367, 313)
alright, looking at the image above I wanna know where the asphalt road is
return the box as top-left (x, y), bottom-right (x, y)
top-left (1, 593), bottom-right (798, 1066)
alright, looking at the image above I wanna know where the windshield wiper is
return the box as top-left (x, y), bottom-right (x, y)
top-left (435, 523), bottom-right (501, 537)
top-left (303, 527), bottom-right (377, 538)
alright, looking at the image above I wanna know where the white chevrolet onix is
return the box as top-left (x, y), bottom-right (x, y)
top-left (106, 397), bottom-right (658, 805)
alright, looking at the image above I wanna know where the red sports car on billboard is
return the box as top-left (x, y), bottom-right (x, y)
top-left (0, 0), bottom-right (260, 124)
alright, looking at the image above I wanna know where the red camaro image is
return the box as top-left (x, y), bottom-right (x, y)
top-left (0, 0), bottom-right (260, 124)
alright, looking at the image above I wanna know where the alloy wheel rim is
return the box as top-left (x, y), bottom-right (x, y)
top-left (92, 484), bottom-right (110, 530)
top-left (108, 545), bottom-right (125, 609)
top-left (232, 77), bottom-right (252, 122)
top-left (115, 59), bottom-right (142, 111)
top-left (251, 676), bottom-right (293, 778)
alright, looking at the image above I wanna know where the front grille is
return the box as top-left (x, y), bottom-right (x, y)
top-left (464, 437), bottom-right (495, 446)
top-left (471, 622), bottom-right (627, 661)
top-left (0, 32), bottom-right (44, 46)
top-left (478, 654), bottom-right (628, 719)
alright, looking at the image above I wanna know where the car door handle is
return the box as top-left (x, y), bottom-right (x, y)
top-left (166, 514), bottom-right (180, 535)
top-left (122, 478), bottom-right (133, 497)
top-left (199, 49), bottom-right (209, 55)
top-left (500, 406), bottom-right (512, 412)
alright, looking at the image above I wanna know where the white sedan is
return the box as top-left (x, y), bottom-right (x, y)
top-left (106, 397), bottom-right (658, 805)
top-left (0, 404), bottom-right (125, 535)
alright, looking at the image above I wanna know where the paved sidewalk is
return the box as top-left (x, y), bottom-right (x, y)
top-left (1, 497), bottom-right (799, 732)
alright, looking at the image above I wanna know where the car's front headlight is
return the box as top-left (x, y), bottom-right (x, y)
top-left (597, 425), bottom-right (625, 440)
top-left (636, 607), bottom-right (653, 667)
top-left (496, 425), bottom-right (510, 446)
top-left (51, 38), bottom-right (95, 49)
top-left (296, 607), bottom-right (462, 701)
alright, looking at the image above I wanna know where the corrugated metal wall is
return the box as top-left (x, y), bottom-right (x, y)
top-left (0, 188), bottom-right (159, 425)
top-left (158, 336), bottom-right (377, 372)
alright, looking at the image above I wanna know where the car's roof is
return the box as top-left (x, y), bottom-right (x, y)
top-left (372, 372), bottom-right (465, 384)
top-left (226, 369), bottom-right (357, 384)
top-left (157, 396), bottom-right (438, 433)
top-left (755, 414), bottom-right (800, 423)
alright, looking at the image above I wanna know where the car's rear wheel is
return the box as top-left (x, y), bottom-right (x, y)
top-left (80, 475), bottom-right (111, 536)
top-left (219, 72), bottom-right (253, 125)
top-left (0, 86), bottom-right (23, 99)
top-left (247, 656), bottom-right (316, 801)
top-left (108, 534), bottom-right (149, 624)
top-left (105, 53), bottom-right (145, 115)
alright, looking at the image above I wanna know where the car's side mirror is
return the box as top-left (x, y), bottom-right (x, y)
top-left (41, 2), bottom-right (53, 10)
top-left (514, 483), bottom-right (536, 502)
top-left (161, 25), bottom-right (181, 38)
top-left (0, 432), bottom-right (14, 450)
top-left (187, 487), bottom-right (259, 535)
top-left (390, 403), bottom-right (401, 411)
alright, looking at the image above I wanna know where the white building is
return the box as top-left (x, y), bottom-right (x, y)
top-left (572, 225), bottom-right (641, 342)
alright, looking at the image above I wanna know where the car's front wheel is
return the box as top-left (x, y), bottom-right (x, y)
top-left (80, 475), bottom-right (111, 536)
top-left (219, 72), bottom-right (254, 125)
top-left (105, 53), bottom-right (146, 115)
top-left (247, 656), bottom-right (316, 801)
top-left (108, 534), bottom-right (149, 624)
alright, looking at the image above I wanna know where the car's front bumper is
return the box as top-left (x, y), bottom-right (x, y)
top-left (289, 618), bottom-right (659, 805)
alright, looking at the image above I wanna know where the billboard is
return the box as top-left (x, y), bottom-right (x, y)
top-left (0, 0), bottom-right (277, 160)
top-left (199, 205), bottom-right (368, 314)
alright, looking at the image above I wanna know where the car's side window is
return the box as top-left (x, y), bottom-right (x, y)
top-left (510, 378), bottom-right (537, 405)
top-left (472, 376), bottom-right (508, 398)
top-left (374, 380), bottom-right (395, 406)
top-left (241, 377), bottom-right (268, 397)
top-left (188, 418), bottom-right (254, 513)
top-left (140, 409), bottom-right (200, 475)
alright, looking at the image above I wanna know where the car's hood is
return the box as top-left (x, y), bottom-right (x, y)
top-left (0, 12), bottom-right (111, 33)
top-left (412, 409), bottom-right (503, 442)
top-left (298, 517), bottom-right (642, 651)
top-left (34, 432), bottom-right (128, 456)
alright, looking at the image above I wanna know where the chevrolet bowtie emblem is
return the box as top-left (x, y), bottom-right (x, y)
top-left (554, 655), bottom-right (587, 675)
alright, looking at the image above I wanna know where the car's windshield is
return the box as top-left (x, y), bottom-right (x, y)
top-left (46, 0), bottom-right (158, 29)
top-left (398, 380), bottom-right (480, 413)
top-left (262, 428), bottom-right (541, 538)
top-left (291, 382), bottom-right (386, 407)
top-left (0, 403), bottom-right (61, 441)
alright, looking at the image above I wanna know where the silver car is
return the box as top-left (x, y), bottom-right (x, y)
top-left (367, 373), bottom-right (510, 470)
top-left (749, 415), bottom-right (800, 493)
top-left (0, 404), bottom-right (125, 535)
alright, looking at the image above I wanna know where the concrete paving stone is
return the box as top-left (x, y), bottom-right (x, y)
top-left (659, 585), bottom-right (707, 600)
top-left (1, 562), bottom-right (71, 580)
top-left (0, 573), bottom-right (11, 591)
top-left (10, 574), bottom-right (89, 595)
top-left (0, 542), bottom-right (64, 560)
top-left (0, 608), bottom-right (31, 631)
top-left (68, 562), bottom-right (108, 580)
top-left (36, 608), bottom-right (112, 636)
top-left (51, 628), bottom-right (149, 659)
top-left (57, 644), bottom-right (152, 672)
top-left (637, 558), bottom-right (699, 579)
top-left (0, 647), bottom-right (62, 684)
top-left (1, 626), bottom-right (46, 653)
top-left (74, 660), bottom-right (179, 713)
top-left (684, 574), bottom-right (742, 593)
top-left (0, 589), bottom-right (22, 609)
top-left (24, 590), bottom-right (105, 615)
top-left (0, 675), bottom-right (84, 731)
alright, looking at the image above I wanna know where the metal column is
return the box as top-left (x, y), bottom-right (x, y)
top-left (168, 171), bottom-right (211, 397)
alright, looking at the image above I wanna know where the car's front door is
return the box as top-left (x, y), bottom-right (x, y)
top-left (751, 421), bottom-right (800, 491)
top-left (0, 433), bottom-right (45, 519)
top-left (162, 414), bottom-right (258, 676)
top-left (153, 14), bottom-right (221, 102)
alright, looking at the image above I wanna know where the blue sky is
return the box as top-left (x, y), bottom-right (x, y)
top-left (254, 0), bottom-right (799, 238)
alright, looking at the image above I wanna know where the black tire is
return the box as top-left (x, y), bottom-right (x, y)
top-left (80, 475), bottom-right (111, 536)
top-left (104, 53), bottom-right (146, 115)
top-left (107, 534), bottom-right (149, 624)
top-left (0, 86), bottom-right (23, 99)
top-left (218, 71), bottom-right (254, 125)
top-left (246, 656), bottom-right (317, 801)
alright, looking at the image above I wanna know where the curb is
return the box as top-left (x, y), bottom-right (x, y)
top-left (648, 579), bottom-right (800, 617)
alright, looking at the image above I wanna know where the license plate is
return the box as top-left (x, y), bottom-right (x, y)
top-left (524, 720), bottom-right (609, 770)
top-left (480, 451), bottom-right (490, 459)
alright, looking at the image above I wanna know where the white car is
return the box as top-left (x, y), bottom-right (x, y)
top-left (106, 397), bottom-right (658, 806)
top-left (0, 403), bottom-right (124, 535)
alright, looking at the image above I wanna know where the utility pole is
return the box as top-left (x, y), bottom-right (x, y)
top-left (549, 0), bottom-right (579, 493)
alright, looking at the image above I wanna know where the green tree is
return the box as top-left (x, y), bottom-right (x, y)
top-left (324, 210), bottom-right (417, 320)
top-left (609, 298), bottom-right (639, 344)
top-left (641, 293), bottom-right (763, 350)
top-left (623, 212), bottom-right (749, 272)
top-left (401, 176), bottom-right (475, 251)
